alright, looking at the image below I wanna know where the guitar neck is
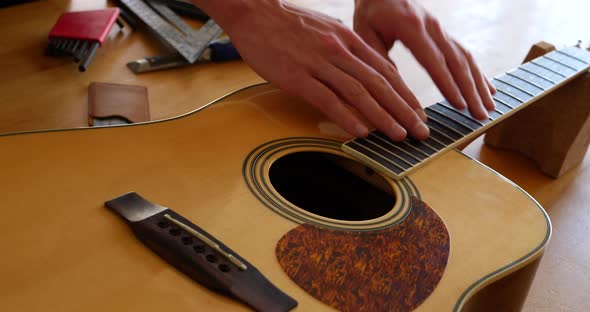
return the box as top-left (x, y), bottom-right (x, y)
top-left (342, 46), bottom-right (590, 180)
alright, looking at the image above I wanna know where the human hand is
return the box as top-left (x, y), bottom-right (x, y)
top-left (201, 0), bottom-right (430, 141)
top-left (353, 0), bottom-right (496, 120)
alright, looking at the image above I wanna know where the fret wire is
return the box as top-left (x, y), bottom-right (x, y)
top-left (426, 121), bottom-right (465, 144)
top-left (531, 60), bottom-right (567, 77)
top-left (422, 136), bottom-right (445, 149)
top-left (399, 140), bottom-right (431, 158)
top-left (348, 141), bottom-right (406, 172)
top-left (401, 137), bottom-right (438, 155)
top-left (543, 55), bottom-right (579, 71)
top-left (367, 133), bottom-right (423, 162)
top-left (556, 49), bottom-right (589, 64)
top-left (405, 137), bottom-right (440, 154)
top-left (524, 62), bottom-right (567, 82)
top-left (488, 109), bottom-right (502, 121)
top-left (417, 140), bottom-right (439, 153)
top-left (427, 125), bottom-right (457, 145)
top-left (388, 143), bottom-right (424, 163)
top-left (425, 112), bottom-right (470, 137)
top-left (438, 102), bottom-right (486, 126)
top-left (549, 51), bottom-right (589, 69)
top-left (518, 66), bottom-right (558, 84)
top-left (373, 132), bottom-right (435, 156)
top-left (426, 108), bottom-right (476, 131)
top-left (492, 107), bottom-right (505, 115)
top-left (487, 110), bottom-right (502, 122)
top-left (495, 88), bottom-right (524, 104)
top-left (535, 57), bottom-right (577, 75)
top-left (493, 96), bottom-right (515, 109)
top-left (493, 77), bottom-right (536, 97)
top-left (505, 72), bottom-right (547, 90)
top-left (562, 47), bottom-right (590, 63)
top-left (362, 138), bottom-right (415, 167)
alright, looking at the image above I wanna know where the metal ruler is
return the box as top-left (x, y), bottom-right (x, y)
top-left (118, 0), bottom-right (223, 63)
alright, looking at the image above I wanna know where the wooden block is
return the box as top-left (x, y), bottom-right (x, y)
top-left (484, 42), bottom-right (590, 178)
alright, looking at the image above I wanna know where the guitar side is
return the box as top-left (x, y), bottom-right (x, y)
top-left (0, 84), bottom-right (549, 311)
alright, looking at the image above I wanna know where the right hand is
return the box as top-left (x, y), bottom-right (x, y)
top-left (353, 0), bottom-right (496, 121)
top-left (204, 0), bottom-right (430, 141)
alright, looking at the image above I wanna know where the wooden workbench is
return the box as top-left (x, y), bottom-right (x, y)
top-left (1, 0), bottom-right (589, 311)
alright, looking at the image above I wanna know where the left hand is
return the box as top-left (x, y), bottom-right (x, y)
top-left (353, 0), bottom-right (496, 120)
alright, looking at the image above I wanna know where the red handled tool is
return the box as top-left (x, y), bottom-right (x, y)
top-left (47, 8), bottom-right (126, 72)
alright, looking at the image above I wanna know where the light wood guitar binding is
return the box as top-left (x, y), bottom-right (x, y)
top-left (484, 41), bottom-right (590, 178)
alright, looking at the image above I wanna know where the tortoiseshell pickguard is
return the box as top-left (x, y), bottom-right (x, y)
top-left (276, 197), bottom-right (450, 311)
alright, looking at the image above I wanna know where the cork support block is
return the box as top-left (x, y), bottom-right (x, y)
top-left (484, 42), bottom-right (590, 178)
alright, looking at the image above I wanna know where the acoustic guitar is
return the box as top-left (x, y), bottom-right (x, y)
top-left (1, 46), bottom-right (589, 311)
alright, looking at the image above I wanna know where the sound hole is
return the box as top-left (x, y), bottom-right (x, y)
top-left (269, 152), bottom-right (395, 221)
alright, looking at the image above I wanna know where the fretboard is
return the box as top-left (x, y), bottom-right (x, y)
top-left (342, 46), bottom-right (590, 179)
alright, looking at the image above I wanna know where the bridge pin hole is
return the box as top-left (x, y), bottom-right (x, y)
top-left (194, 245), bottom-right (205, 253)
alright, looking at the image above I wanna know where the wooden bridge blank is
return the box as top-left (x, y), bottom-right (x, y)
top-left (484, 41), bottom-right (590, 178)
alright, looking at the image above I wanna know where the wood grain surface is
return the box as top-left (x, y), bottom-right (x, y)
top-left (1, 0), bottom-right (589, 311)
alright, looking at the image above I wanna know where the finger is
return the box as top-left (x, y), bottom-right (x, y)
top-left (353, 24), bottom-right (400, 71)
top-left (295, 77), bottom-right (369, 138)
top-left (354, 24), bottom-right (390, 60)
top-left (327, 42), bottom-right (429, 139)
top-left (398, 26), bottom-right (467, 111)
top-left (424, 19), bottom-right (488, 120)
top-left (486, 77), bottom-right (496, 94)
top-left (347, 34), bottom-right (428, 123)
top-left (454, 40), bottom-right (496, 112)
top-left (314, 63), bottom-right (409, 141)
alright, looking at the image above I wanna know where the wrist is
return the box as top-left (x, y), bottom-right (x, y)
top-left (190, 0), bottom-right (282, 34)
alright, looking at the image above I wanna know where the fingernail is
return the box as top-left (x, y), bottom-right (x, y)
top-left (478, 110), bottom-right (489, 120)
top-left (389, 124), bottom-right (407, 141)
top-left (482, 111), bottom-right (489, 119)
top-left (487, 96), bottom-right (496, 110)
top-left (489, 84), bottom-right (497, 94)
top-left (412, 121), bottom-right (429, 139)
top-left (415, 107), bottom-right (428, 122)
top-left (458, 100), bottom-right (467, 109)
top-left (355, 124), bottom-right (369, 137)
top-left (455, 97), bottom-right (467, 110)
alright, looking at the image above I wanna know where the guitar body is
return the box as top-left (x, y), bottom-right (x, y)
top-left (0, 84), bottom-right (549, 311)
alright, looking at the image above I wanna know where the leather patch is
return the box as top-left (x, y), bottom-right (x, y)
top-left (276, 197), bottom-right (449, 311)
top-left (88, 82), bottom-right (150, 125)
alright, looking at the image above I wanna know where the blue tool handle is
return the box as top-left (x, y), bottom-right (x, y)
top-left (209, 37), bottom-right (241, 62)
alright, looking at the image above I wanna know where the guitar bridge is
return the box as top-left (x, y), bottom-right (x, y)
top-left (105, 192), bottom-right (297, 312)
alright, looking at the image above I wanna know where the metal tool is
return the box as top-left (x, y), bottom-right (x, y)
top-left (147, 0), bottom-right (201, 41)
top-left (79, 41), bottom-right (100, 72)
top-left (92, 116), bottom-right (131, 126)
top-left (127, 37), bottom-right (240, 73)
top-left (46, 8), bottom-right (123, 72)
top-left (118, 0), bottom-right (223, 63)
